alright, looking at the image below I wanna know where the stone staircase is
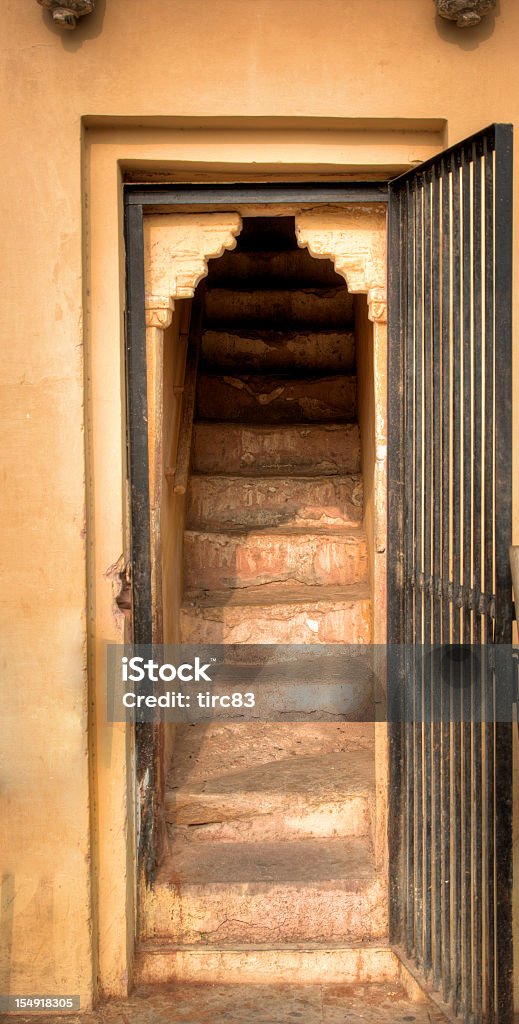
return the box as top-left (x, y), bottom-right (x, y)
top-left (136, 220), bottom-right (428, 1014)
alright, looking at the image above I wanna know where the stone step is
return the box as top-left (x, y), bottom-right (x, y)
top-left (186, 474), bottom-right (363, 531)
top-left (166, 723), bottom-right (376, 783)
top-left (180, 583), bottom-right (371, 644)
top-left (183, 527), bottom-right (368, 591)
top-left (205, 249), bottom-right (345, 289)
top-left (192, 422), bottom-right (361, 476)
top-left (196, 373), bottom-right (357, 423)
top-left (130, 971), bottom-right (439, 1023)
top-left (169, 649), bottom-right (375, 722)
top-left (134, 942), bottom-right (407, 988)
top-left (204, 287), bottom-right (354, 329)
top-left (165, 748), bottom-right (375, 843)
top-left (143, 837), bottom-right (387, 944)
top-left (201, 328), bottom-right (355, 373)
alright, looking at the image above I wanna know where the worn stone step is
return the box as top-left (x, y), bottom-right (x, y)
top-left (201, 328), bottom-right (355, 373)
top-left (142, 837), bottom-right (387, 944)
top-left (165, 748), bottom-right (375, 843)
top-left (180, 584), bottom-right (371, 644)
top-left (192, 422), bottom-right (360, 476)
top-left (205, 287), bottom-right (354, 329)
top-left (183, 527), bottom-right (368, 591)
top-left (130, 971), bottom-right (439, 1023)
top-left (166, 723), bottom-right (376, 785)
top-left (205, 249), bottom-right (345, 289)
top-left (134, 942), bottom-right (407, 988)
top-left (196, 373), bottom-right (357, 423)
top-left (161, 649), bottom-right (376, 722)
top-left (186, 474), bottom-right (363, 531)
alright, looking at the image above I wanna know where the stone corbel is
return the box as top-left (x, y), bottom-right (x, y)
top-left (145, 296), bottom-right (174, 330)
top-left (36, 0), bottom-right (95, 29)
top-left (144, 213), bottom-right (242, 309)
top-left (295, 207), bottom-right (387, 323)
top-left (434, 0), bottom-right (496, 27)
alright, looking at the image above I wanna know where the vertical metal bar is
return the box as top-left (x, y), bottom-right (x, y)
top-left (406, 183), bottom-right (417, 649)
top-left (404, 180), bottom-right (416, 958)
top-left (413, 176), bottom-right (425, 968)
top-left (472, 140), bottom-right (484, 1024)
top-left (493, 124), bottom-right (513, 645)
top-left (452, 154), bottom-right (462, 648)
top-left (473, 145), bottom-right (484, 647)
top-left (483, 135), bottom-right (496, 1024)
top-left (451, 150), bottom-right (463, 1016)
top-left (493, 123), bottom-right (514, 1024)
top-left (422, 170), bottom-right (433, 978)
top-left (461, 144), bottom-right (474, 1022)
top-left (462, 145), bottom-right (474, 647)
top-left (440, 155), bottom-right (452, 1004)
top-left (431, 166), bottom-right (443, 988)
top-left (494, 716), bottom-right (513, 1024)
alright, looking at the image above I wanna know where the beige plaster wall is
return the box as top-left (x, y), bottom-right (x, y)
top-left (2, 0), bottom-right (519, 1009)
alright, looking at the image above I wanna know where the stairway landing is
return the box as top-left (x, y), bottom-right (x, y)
top-left (13, 980), bottom-right (449, 1024)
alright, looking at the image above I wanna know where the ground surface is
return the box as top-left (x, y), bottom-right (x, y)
top-left (7, 981), bottom-right (448, 1024)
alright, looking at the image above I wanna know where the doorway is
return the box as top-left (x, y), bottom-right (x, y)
top-left (123, 134), bottom-right (514, 1022)
top-left (143, 213), bottom-right (385, 948)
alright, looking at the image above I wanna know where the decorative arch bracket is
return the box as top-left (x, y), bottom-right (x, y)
top-left (295, 206), bottom-right (387, 324)
top-left (144, 212), bottom-right (242, 326)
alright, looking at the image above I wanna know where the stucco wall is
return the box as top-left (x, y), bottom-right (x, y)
top-left (1, 0), bottom-right (519, 1009)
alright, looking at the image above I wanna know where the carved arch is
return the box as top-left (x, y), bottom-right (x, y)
top-left (144, 213), bottom-right (242, 327)
top-left (295, 206), bottom-right (387, 323)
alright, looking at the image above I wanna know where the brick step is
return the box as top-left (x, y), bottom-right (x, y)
top-left (183, 527), bottom-right (368, 591)
top-left (134, 942), bottom-right (407, 988)
top-left (204, 287), bottom-right (354, 329)
top-left (180, 583), bottom-right (371, 643)
top-left (192, 422), bottom-right (361, 476)
top-left (204, 249), bottom-right (345, 289)
top-left (196, 373), bottom-right (356, 423)
top-left (142, 837), bottom-right (387, 944)
top-left (201, 328), bottom-right (355, 373)
top-left (186, 474), bottom-right (363, 531)
top-left (165, 748), bottom-right (375, 843)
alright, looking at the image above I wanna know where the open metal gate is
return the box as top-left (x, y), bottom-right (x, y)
top-left (388, 125), bottom-right (514, 1022)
